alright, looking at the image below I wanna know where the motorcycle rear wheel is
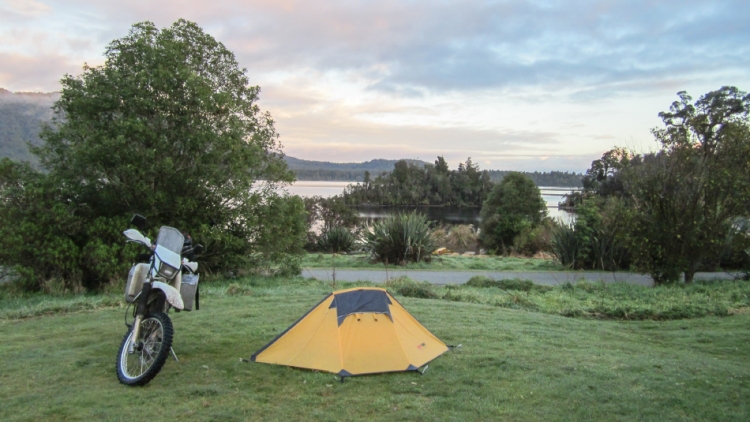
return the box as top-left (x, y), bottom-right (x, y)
top-left (116, 311), bottom-right (174, 386)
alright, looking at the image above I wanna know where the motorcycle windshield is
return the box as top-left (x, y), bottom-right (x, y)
top-left (156, 226), bottom-right (185, 255)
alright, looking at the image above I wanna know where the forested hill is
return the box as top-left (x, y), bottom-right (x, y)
top-left (0, 89), bottom-right (58, 163)
top-left (285, 156), bottom-right (429, 181)
top-left (286, 156), bottom-right (583, 187)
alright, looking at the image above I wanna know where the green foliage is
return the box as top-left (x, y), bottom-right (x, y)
top-left (550, 221), bottom-right (579, 268)
top-left (342, 157), bottom-right (493, 207)
top-left (387, 276), bottom-right (439, 299)
top-left (243, 194), bottom-right (307, 277)
top-left (479, 172), bottom-right (547, 253)
top-left (580, 147), bottom-right (637, 198)
top-left (551, 197), bottom-right (632, 271)
top-left (626, 87), bottom-right (750, 284)
top-left (513, 221), bottom-right (553, 256)
top-left (363, 211), bottom-right (436, 265)
top-left (303, 195), bottom-right (359, 250)
top-left (621, 87), bottom-right (750, 284)
top-left (566, 87), bottom-right (750, 283)
top-left (465, 275), bottom-right (553, 293)
top-left (431, 224), bottom-right (478, 252)
top-left (316, 226), bottom-right (357, 254)
top-left (721, 218), bottom-right (750, 273)
top-left (487, 169), bottom-right (583, 187)
top-left (443, 278), bottom-right (749, 320)
top-left (0, 20), bottom-right (304, 290)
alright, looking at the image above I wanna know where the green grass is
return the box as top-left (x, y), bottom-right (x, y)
top-left (390, 276), bottom-right (750, 320)
top-left (0, 279), bottom-right (749, 420)
top-left (302, 252), bottom-right (565, 271)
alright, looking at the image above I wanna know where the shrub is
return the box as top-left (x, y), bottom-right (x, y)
top-left (386, 276), bottom-right (438, 299)
top-left (317, 226), bottom-right (357, 254)
top-left (465, 275), bottom-right (497, 288)
top-left (396, 284), bottom-right (439, 299)
top-left (363, 212), bottom-right (436, 265)
top-left (444, 224), bottom-right (479, 252)
top-left (465, 275), bottom-right (552, 293)
top-left (550, 222), bottom-right (579, 268)
top-left (479, 172), bottom-right (546, 253)
top-left (514, 221), bottom-right (553, 256)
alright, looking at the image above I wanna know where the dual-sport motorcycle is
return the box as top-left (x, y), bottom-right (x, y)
top-left (116, 214), bottom-right (202, 386)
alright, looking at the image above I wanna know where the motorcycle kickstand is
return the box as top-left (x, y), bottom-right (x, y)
top-left (170, 347), bottom-right (179, 362)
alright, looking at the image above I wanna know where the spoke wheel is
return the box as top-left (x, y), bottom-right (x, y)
top-left (116, 311), bottom-right (173, 386)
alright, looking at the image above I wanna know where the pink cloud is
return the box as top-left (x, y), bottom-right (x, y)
top-left (0, 53), bottom-right (84, 92)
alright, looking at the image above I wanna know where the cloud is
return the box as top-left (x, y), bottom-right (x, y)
top-left (0, 53), bottom-right (83, 92)
top-left (10, 0), bottom-right (748, 97)
top-left (1, 0), bottom-right (748, 173)
top-left (0, 0), bottom-right (51, 19)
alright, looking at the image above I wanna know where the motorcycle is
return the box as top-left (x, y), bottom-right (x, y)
top-left (116, 214), bottom-right (203, 386)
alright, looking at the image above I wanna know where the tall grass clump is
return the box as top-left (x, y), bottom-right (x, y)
top-left (465, 275), bottom-right (553, 293)
top-left (386, 276), bottom-right (438, 299)
top-left (363, 211), bottom-right (436, 265)
top-left (432, 224), bottom-right (478, 252)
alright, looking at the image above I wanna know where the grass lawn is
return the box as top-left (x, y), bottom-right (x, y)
top-left (1, 279), bottom-right (749, 421)
top-left (301, 252), bottom-right (565, 271)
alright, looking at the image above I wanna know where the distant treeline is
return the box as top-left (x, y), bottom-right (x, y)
top-left (294, 169), bottom-right (373, 181)
top-left (288, 157), bottom-right (583, 187)
top-left (341, 157), bottom-right (493, 207)
top-left (487, 170), bottom-right (582, 187)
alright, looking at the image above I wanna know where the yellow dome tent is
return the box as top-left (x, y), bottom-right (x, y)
top-left (251, 287), bottom-right (449, 377)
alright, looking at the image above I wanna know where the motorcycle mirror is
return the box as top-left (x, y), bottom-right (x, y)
top-left (130, 214), bottom-right (147, 230)
top-left (193, 244), bottom-right (204, 255)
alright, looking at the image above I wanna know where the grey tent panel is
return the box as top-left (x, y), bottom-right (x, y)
top-left (330, 289), bottom-right (392, 325)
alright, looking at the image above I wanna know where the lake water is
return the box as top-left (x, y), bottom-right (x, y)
top-left (286, 181), bottom-right (576, 224)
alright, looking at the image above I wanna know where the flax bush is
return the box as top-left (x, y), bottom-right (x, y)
top-left (363, 211), bottom-right (436, 265)
top-left (316, 225), bottom-right (357, 254)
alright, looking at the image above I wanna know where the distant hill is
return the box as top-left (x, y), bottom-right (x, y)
top-left (0, 88), bottom-right (59, 163)
top-left (285, 156), bottom-right (429, 181)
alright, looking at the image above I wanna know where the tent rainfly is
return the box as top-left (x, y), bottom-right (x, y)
top-left (251, 287), bottom-right (449, 377)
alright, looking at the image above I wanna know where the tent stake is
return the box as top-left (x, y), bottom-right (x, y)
top-left (419, 365), bottom-right (429, 375)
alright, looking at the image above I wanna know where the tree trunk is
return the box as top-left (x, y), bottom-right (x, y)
top-left (684, 270), bottom-right (695, 284)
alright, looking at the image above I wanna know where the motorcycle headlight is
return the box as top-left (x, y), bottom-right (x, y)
top-left (158, 262), bottom-right (178, 279)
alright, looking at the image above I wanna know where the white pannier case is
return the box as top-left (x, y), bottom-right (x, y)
top-left (180, 273), bottom-right (200, 311)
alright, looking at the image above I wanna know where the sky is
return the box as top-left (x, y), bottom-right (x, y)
top-left (1, 0), bottom-right (748, 172)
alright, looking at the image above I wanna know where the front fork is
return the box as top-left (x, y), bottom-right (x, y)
top-left (128, 282), bottom-right (153, 354)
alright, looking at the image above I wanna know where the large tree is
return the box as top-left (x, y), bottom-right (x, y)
top-left (623, 87), bottom-right (750, 284)
top-left (0, 20), bottom-right (305, 289)
top-left (479, 172), bottom-right (547, 253)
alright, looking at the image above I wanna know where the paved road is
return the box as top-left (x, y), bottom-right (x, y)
top-left (302, 268), bottom-right (743, 287)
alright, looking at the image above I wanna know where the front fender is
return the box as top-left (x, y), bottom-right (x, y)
top-left (151, 281), bottom-right (184, 310)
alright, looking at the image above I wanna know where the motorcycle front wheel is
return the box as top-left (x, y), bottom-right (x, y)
top-left (116, 311), bottom-right (174, 386)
